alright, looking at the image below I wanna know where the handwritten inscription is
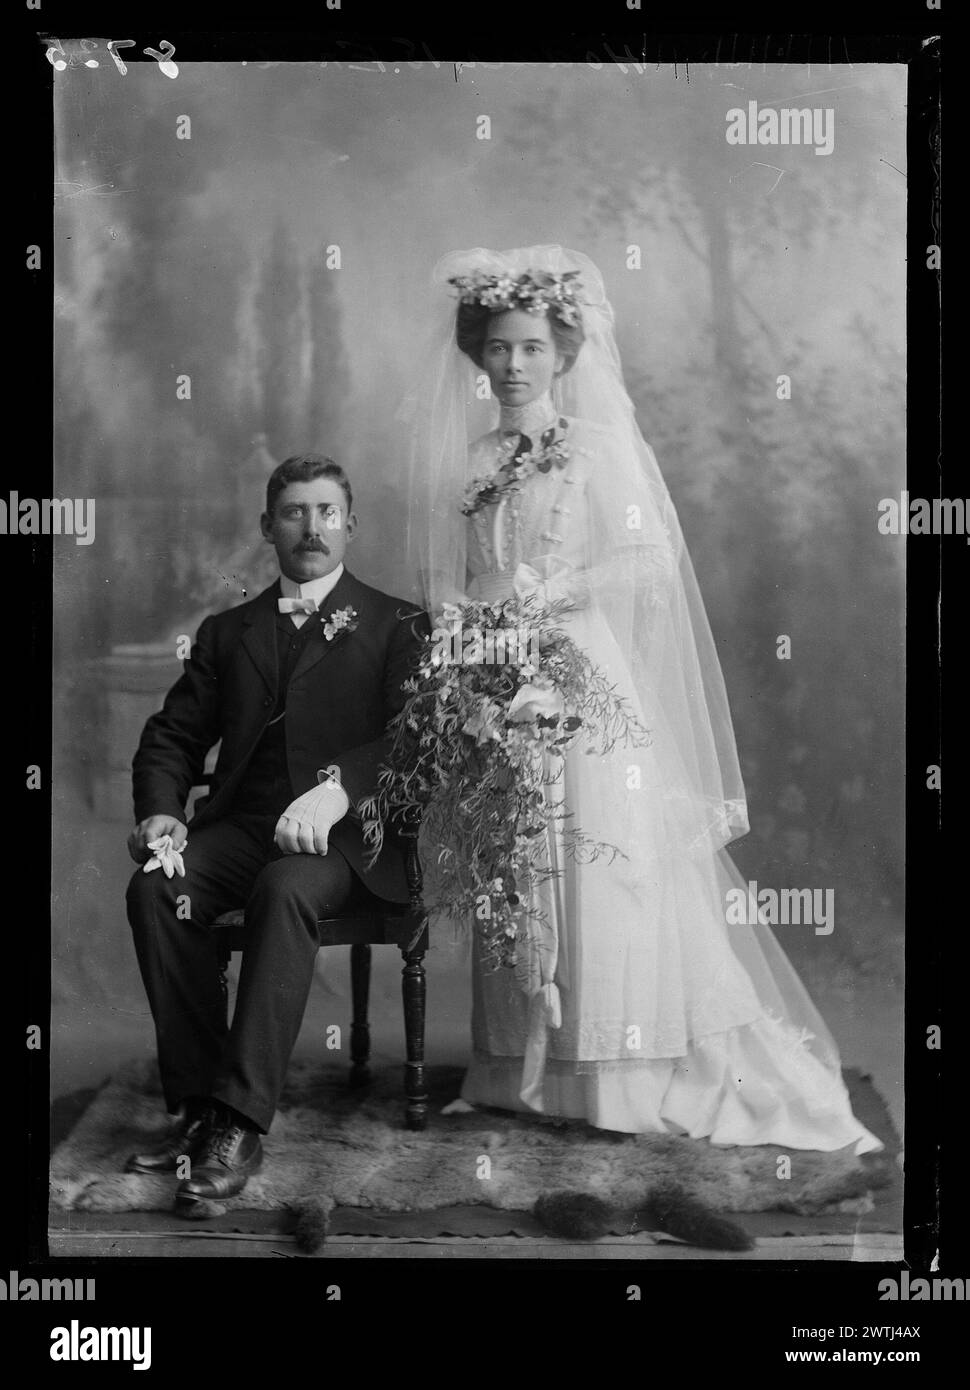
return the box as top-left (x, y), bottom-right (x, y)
top-left (42, 37), bottom-right (178, 79)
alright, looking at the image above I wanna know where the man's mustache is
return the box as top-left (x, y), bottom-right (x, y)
top-left (294, 540), bottom-right (330, 554)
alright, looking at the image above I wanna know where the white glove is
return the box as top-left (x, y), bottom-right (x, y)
top-left (274, 779), bottom-right (350, 856)
top-left (142, 834), bottom-right (187, 879)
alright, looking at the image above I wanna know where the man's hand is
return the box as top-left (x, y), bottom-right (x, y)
top-left (128, 815), bottom-right (187, 865)
top-left (275, 779), bottom-right (350, 856)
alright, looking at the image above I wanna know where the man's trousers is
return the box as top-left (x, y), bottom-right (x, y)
top-left (126, 813), bottom-right (376, 1132)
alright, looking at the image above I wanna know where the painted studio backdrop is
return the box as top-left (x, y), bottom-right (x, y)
top-left (52, 61), bottom-right (906, 1111)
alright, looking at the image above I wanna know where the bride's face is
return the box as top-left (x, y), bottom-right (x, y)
top-left (482, 308), bottom-right (564, 409)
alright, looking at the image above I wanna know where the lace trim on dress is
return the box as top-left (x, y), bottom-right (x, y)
top-left (470, 1048), bottom-right (684, 1077)
top-left (685, 797), bottom-right (751, 853)
top-left (471, 1010), bottom-right (826, 1077)
top-left (758, 1007), bottom-right (826, 1064)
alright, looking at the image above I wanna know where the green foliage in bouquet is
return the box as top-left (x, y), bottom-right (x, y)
top-left (359, 593), bottom-right (651, 970)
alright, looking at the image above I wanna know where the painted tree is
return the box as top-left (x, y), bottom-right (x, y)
top-left (504, 66), bottom-right (905, 942)
top-left (254, 221), bottom-right (305, 461)
top-left (305, 242), bottom-right (351, 460)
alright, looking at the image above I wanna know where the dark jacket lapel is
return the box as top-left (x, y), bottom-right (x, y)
top-left (289, 568), bottom-right (362, 684)
top-left (240, 580), bottom-right (281, 697)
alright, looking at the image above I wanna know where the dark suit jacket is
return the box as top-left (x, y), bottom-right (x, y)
top-left (132, 569), bottom-right (430, 903)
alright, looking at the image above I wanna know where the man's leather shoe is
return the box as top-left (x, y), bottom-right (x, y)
top-left (125, 1103), bottom-right (215, 1175)
top-left (174, 1122), bottom-right (263, 1206)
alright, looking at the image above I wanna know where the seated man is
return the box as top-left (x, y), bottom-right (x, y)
top-left (125, 452), bottom-right (429, 1214)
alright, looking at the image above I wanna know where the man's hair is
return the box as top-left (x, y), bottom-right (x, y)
top-left (265, 454), bottom-right (353, 517)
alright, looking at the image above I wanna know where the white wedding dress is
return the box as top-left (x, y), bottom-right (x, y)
top-left (458, 393), bottom-right (882, 1154)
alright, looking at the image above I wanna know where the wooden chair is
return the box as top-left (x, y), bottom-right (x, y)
top-left (211, 833), bottom-right (430, 1130)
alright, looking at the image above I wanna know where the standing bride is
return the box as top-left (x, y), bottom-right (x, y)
top-left (405, 245), bottom-right (880, 1153)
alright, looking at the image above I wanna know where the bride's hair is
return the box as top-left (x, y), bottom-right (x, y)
top-left (455, 301), bottom-right (585, 374)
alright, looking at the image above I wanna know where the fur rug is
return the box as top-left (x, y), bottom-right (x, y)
top-left (51, 1059), bottom-right (891, 1249)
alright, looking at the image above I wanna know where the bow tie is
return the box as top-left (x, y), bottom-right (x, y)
top-left (278, 597), bottom-right (318, 615)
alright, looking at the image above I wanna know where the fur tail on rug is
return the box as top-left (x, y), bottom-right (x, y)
top-left (534, 1192), bottom-right (615, 1241)
top-left (534, 1184), bottom-right (753, 1251)
top-left (292, 1196), bottom-right (335, 1255)
top-left (638, 1183), bottom-right (754, 1251)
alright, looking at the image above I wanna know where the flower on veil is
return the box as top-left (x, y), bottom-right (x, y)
top-left (448, 269), bottom-right (584, 325)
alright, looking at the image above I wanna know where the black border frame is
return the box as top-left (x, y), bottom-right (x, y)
top-left (6, 3), bottom-right (957, 1367)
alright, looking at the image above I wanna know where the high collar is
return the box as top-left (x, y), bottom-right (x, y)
top-left (278, 561), bottom-right (345, 605)
top-left (498, 390), bottom-right (558, 438)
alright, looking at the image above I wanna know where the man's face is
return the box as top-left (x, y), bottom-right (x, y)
top-left (260, 477), bottom-right (356, 584)
top-left (482, 308), bottom-right (565, 409)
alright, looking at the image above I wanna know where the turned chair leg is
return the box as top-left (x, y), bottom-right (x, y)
top-left (349, 943), bottom-right (372, 1088)
top-left (401, 946), bottom-right (428, 1130)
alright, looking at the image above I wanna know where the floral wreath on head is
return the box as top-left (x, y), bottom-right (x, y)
top-left (447, 269), bottom-right (585, 326)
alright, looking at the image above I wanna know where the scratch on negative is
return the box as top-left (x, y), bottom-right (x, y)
top-left (729, 162), bottom-right (787, 194)
top-left (54, 181), bottom-right (130, 200)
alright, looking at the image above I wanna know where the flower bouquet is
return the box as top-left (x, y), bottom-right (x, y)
top-left (359, 592), bottom-right (651, 970)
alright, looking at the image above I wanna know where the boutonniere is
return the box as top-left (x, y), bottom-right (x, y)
top-left (460, 418), bottom-right (571, 517)
top-left (323, 605), bottom-right (358, 641)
